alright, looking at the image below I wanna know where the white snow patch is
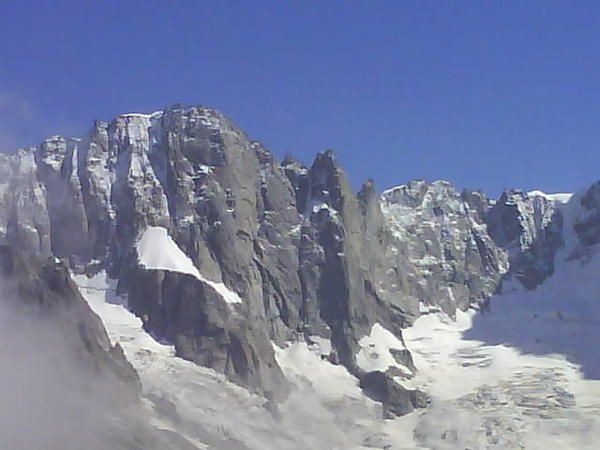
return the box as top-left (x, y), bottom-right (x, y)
top-left (206, 281), bottom-right (243, 305)
top-left (311, 201), bottom-right (333, 214)
top-left (528, 190), bottom-right (574, 204)
top-left (307, 335), bottom-right (332, 356)
top-left (274, 341), bottom-right (361, 398)
top-left (356, 323), bottom-right (410, 374)
top-left (137, 226), bottom-right (202, 278)
top-left (119, 111), bottom-right (163, 120)
top-left (137, 226), bottom-right (242, 304)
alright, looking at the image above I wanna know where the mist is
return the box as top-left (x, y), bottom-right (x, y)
top-left (0, 284), bottom-right (136, 450)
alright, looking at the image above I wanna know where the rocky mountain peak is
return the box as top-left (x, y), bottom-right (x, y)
top-left (1, 103), bottom-right (597, 420)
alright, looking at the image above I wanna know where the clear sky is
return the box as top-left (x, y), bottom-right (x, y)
top-left (0, 0), bottom-right (599, 196)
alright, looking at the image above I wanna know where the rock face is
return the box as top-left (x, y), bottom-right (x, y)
top-left (1, 149), bottom-right (52, 256)
top-left (381, 180), bottom-right (508, 318)
top-left (127, 267), bottom-right (288, 402)
top-left (487, 191), bottom-right (564, 290)
top-left (360, 370), bottom-right (430, 418)
top-left (0, 243), bottom-right (139, 392)
top-left (283, 151), bottom-right (383, 367)
top-left (37, 136), bottom-right (91, 259)
top-left (0, 103), bottom-right (597, 416)
top-left (575, 181), bottom-right (600, 247)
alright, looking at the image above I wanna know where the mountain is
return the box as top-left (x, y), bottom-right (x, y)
top-left (0, 104), bottom-right (598, 448)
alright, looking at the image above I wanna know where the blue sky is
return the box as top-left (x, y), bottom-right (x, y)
top-left (0, 0), bottom-right (599, 195)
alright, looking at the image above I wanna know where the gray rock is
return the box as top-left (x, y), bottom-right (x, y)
top-left (487, 190), bottom-right (563, 289)
top-left (574, 181), bottom-right (600, 247)
top-left (37, 136), bottom-right (90, 259)
top-left (126, 266), bottom-right (289, 402)
top-left (3, 149), bottom-right (52, 256)
top-left (359, 370), bottom-right (430, 418)
top-left (381, 180), bottom-right (507, 315)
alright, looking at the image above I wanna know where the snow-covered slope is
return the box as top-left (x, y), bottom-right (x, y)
top-left (465, 191), bottom-right (600, 378)
top-left (394, 192), bottom-right (600, 449)
top-left (400, 307), bottom-right (600, 449)
top-left (74, 272), bottom-right (420, 449)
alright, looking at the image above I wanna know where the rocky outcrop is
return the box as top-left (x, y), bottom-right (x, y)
top-left (126, 267), bottom-right (289, 402)
top-left (292, 150), bottom-right (378, 366)
top-left (281, 152), bottom-right (429, 414)
top-left (487, 191), bottom-right (563, 289)
top-left (360, 370), bottom-right (430, 418)
top-left (1, 149), bottom-right (52, 256)
top-left (575, 181), bottom-right (600, 247)
top-left (0, 243), bottom-right (139, 391)
top-left (37, 136), bottom-right (91, 259)
top-left (381, 180), bottom-right (508, 317)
